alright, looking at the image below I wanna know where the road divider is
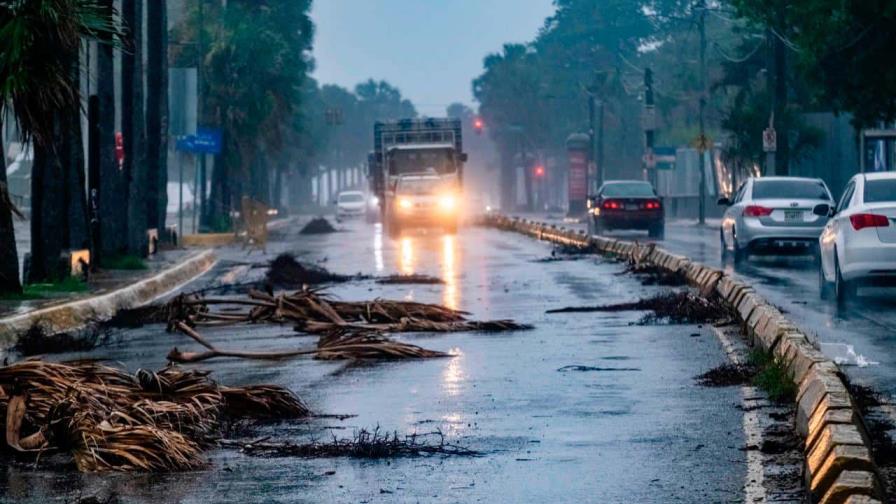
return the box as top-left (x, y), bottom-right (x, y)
top-left (0, 250), bottom-right (217, 349)
top-left (481, 214), bottom-right (884, 504)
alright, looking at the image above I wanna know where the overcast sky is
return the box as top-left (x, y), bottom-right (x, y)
top-left (311, 0), bottom-right (555, 116)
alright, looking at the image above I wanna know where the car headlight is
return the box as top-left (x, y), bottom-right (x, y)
top-left (369, 196), bottom-right (379, 206)
top-left (439, 194), bottom-right (456, 211)
top-left (398, 198), bottom-right (413, 210)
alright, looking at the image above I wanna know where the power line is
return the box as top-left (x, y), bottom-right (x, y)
top-left (713, 40), bottom-right (763, 63)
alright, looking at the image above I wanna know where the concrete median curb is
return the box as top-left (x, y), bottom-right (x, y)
top-left (481, 214), bottom-right (884, 503)
top-left (0, 249), bottom-right (217, 349)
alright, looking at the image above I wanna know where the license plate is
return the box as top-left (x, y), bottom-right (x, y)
top-left (784, 210), bottom-right (803, 222)
top-left (625, 204), bottom-right (639, 210)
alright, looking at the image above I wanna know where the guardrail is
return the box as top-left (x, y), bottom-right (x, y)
top-left (482, 214), bottom-right (884, 504)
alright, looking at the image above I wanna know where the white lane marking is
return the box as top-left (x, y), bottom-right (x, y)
top-left (712, 325), bottom-right (768, 503)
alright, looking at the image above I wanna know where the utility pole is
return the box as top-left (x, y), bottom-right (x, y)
top-left (643, 67), bottom-right (656, 186)
top-left (587, 83), bottom-right (605, 194)
top-left (196, 0), bottom-right (207, 231)
top-left (772, 14), bottom-right (788, 175)
top-left (697, 0), bottom-right (708, 225)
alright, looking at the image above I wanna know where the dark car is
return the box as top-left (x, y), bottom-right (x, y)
top-left (587, 180), bottom-right (665, 239)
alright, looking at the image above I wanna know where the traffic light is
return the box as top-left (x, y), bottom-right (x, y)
top-left (534, 165), bottom-right (545, 177)
top-left (473, 117), bottom-right (484, 135)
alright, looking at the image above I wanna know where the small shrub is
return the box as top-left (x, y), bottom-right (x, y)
top-left (749, 349), bottom-right (797, 403)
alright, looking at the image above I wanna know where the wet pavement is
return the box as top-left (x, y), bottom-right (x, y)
top-left (2, 219), bottom-right (748, 503)
top-left (549, 214), bottom-right (896, 403)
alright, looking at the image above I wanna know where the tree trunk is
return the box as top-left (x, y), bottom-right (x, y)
top-left (62, 96), bottom-right (89, 251)
top-left (0, 116), bottom-right (22, 294)
top-left (123, 0), bottom-right (148, 256)
top-left (29, 120), bottom-right (66, 283)
top-left (98, 0), bottom-right (127, 259)
top-left (146, 0), bottom-right (168, 235)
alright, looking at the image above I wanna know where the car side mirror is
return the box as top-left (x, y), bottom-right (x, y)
top-left (813, 203), bottom-right (832, 217)
top-left (717, 197), bottom-right (732, 206)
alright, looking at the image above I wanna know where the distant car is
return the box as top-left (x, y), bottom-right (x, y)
top-left (718, 177), bottom-right (834, 262)
top-left (587, 180), bottom-right (664, 238)
top-left (335, 190), bottom-right (366, 219)
top-left (818, 172), bottom-right (896, 302)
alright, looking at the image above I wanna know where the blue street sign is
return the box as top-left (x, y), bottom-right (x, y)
top-left (175, 127), bottom-right (222, 154)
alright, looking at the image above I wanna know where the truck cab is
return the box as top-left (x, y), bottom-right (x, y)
top-left (368, 118), bottom-right (466, 236)
top-left (388, 172), bottom-right (460, 234)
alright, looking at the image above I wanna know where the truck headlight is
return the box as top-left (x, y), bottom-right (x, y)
top-left (439, 194), bottom-right (457, 211)
top-left (398, 198), bottom-right (413, 210)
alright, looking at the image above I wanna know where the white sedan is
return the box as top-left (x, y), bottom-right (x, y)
top-left (818, 172), bottom-right (896, 302)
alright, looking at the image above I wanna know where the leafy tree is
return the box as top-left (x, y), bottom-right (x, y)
top-left (733, 0), bottom-right (896, 129)
top-left (172, 0), bottom-right (313, 229)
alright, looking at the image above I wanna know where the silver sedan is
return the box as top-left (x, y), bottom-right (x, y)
top-left (717, 176), bottom-right (834, 262)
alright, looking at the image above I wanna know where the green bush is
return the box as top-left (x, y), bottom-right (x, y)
top-left (749, 349), bottom-right (797, 403)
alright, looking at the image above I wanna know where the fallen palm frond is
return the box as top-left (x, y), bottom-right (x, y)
top-left (164, 288), bottom-right (527, 334)
top-left (221, 386), bottom-right (310, 419)
top-left (160, 287), bottom-right (527, 362)
top-left (222, 427), bottom-right (478, 458)
top-left (0, 360), bottom-right (309, 472)
top-left (315, 332), bottom-right (449, 360)
top-left (546, 291), bottom-right (735, 325)
top-left (376, 274), bottom-right (444, 285)
top-left (618, 263), bottom-right (688, 287)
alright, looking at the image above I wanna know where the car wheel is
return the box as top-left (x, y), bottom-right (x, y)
top-left (732, 231), bottom-right (747, 263)
top-left (818, 259), bottom-right (833, 300)
top-left (834, 249), bottom-right (855, 303)
top-left (720, 230), bottom-right (731, 262)
top-left (648, 222), bottom-right (664, 239)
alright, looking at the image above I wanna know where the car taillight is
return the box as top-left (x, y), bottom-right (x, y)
top-left (850, 213), bottom-right (890, 231)
top-left (602, 200), bottom-right (621, 210)
top-left (644, 200), bottom-right (661, 210)
top-left (744, 205), bottom-right (773, 217)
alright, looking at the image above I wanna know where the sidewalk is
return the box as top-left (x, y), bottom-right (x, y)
top-left (0, 248), bottom-right (217, 346)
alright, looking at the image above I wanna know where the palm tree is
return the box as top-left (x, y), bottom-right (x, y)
top-left (0, 0), bottom-right (124, 283)
top-left (121, 0), bottom-right (147, 256)
top-left (0, 115), bottom-right (23, 294)
top-left (146, 0), bottom-right (168, 235)
top-left (97, 0), bottom-right (128, 260)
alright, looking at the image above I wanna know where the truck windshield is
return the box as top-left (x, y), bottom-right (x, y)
top-left (390, 148), bottom-right (455, 175)
top-left (397, 178), bottom-right (448, 195)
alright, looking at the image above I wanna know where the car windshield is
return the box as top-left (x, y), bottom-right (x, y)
top-left (601, 182), bottom-right (655, 198)
top-left (752, 179), bottom-right (829, 200)
top-left (864, 179), bottom-right (896, 203)
top-left (338, 193), bottom-right (364, 203)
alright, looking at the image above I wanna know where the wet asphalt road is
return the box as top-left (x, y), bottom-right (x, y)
top-left (551, 215), bottom-right (896, 399)
top-left (2, 219), bottom-right (747, 503)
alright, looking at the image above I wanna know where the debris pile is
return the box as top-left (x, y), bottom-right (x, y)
top-left (265, 253), bottom-right (350, 288)
top-left (300, 217), bottom-right (337, 234)
top-left (162, 288), bottom-right (530, 362)
top-left (223, 427), bottom-right (478, 458)
top-left (0, 360), bottom-right (308, 472)
top-left (546, 291), bottom-right (735, 325)
top-left (695, 362), bottom-right (757, 387)
top-left (619, 263), bottom-right (688, 287)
